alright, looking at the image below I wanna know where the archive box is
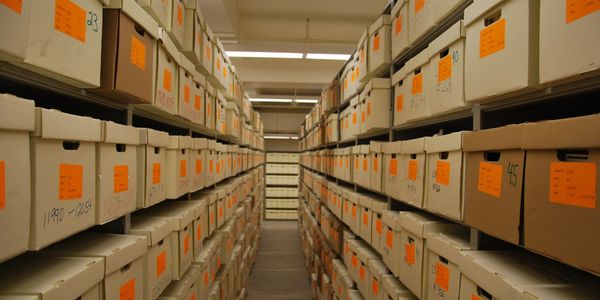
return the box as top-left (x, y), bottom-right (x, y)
top-left (383, 141), bottom-right (403, 201)
top-left (368, 15), bottom-right (392, 77)
top-left (205, 140), bottom-right (216, 186)
top-left (353, 145), bottom-right (370, 188)
top-left (0, 0), bottom-right (30, 60)
top-left (342, 61), bottom-right (358, 102)
top-left (370, 197), bottom-right (387, 255)
top-left (225, 102), bottom-right (241, 139)
top-left (165, 135), bottom-right (191, 199)
top-left (200, 25), bottom-right (214, 75)
top-left (177, 54), bottom-right (196, 121)
top-left (215, 92), bottom-right (227, 135)
top-left (199, 191), bottom-right (217, 235)
top-left (205, 83), bottom-right (216, 130)
top-left (345, 191), bottom-right (361, 234)
top-left (357, 29), bottom-right (369, 85)
top-left (326, 113), bottom-right (340, 143)
top-left (358, 194), bottom-right (373, 244)
top-left (137, 128), bottom-right (169, 208)
top-left (137, 0), bottom-right (171, 28)
top-left (408, 0), bottom-right (466, 44)
top-left (183, 7), bottom-right (203, 64)
top-left (212, 45), bottom-right (227, 90)
top-left (425, 232), bottom-right (472, 300)
top-left (391, 0), bottom-right (410, 60)
top-left (401, 137), bottom-right (428, 208)
top-left (369, 142), bottom-right (384, 193)
top-left (190, 72), bottom-right (205, 125)
top-left (186, 198), bottom-right (207, 259)
top-left (382, 274), bottom-right (417, 300)
top-left (356, 245), bottom-right (379, 296)
top-left (360, 78), bottom-right (391, 135)
top-left (382, 210), bottom-right (403, 277)
top-left (158, 265), bottom-right (200, 300)
top-left (154, 32), bottom-right (180, 114)
top-left (340, 104), bottom-right (353, 141)
top-left (393, 48), bottom-right (431, 126)
top-left (166, 0), bottom-right (185, 48)
top-left (368, 259), bottom-right (389, 300)
top-left (191, 138), bottom-right (207, 192)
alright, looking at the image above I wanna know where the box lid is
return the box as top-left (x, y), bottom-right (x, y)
top-left (429, 20), bottom-right (464, 57)
top-left (401, 137), bottom-right (427, 154)
top-left (0, 254), bottom-right (104, 300)
top-left (356, 245), bottom-right (379, 262)
top-left (365, 78), bottom-right (391, 92)
top-left (33, 108), bottom-right (102, 142)
top-left (130, 216), bottom-right (176, 246)
top-left (102, 121), bottom-right (140, 145)
top-left (45, 233), bottom-right (147, 275)
top-left (358, 194), bottom-right (373, 208)
top-left (425, 131), bottom-right (465, 153)
top-left (179, 53), bottom-right (196, 74)
top-left (392, 67), bottom-right (407, 86)
top-left (193, 71), bottom-right (206, 86)
top-left (381, 210), bottom-right (401, 231)
top-left (403, 48), bottom-right (431, 74)
top-left (138, 202), bottom-right (196, 230)
top-left (382, 274), bottom-right (417, 299)
top-left (382, 140), bottom-right (402, 154)
top-left (159, 265), bottom-right (200, 297)
top-left (463, 124), bottom-right (524, 151)
top-left (0, 94), bottom-right (35, 131)
top-left (391, 0), bottom-right (407, 18)
top-left (401, 211), bottom-right (464, 238)
top-left (464, 0), bottom-right (504, 27)
top-left (427, 232), bottom-right (472, 266)
top-left (140, 128), bottom-right (170, 147)
top-left (168, 135), bottom-right (192, 149)
top-left (350, 95), bottom-right (360, 107)
top-left (108, 0), bottom-right (160, 39)
top-left (159, 30), bottom-right (181, 64)
top-left (370, 198), bottom-right (387, 213)
top-left (515, 285), bottom-right (600, 300)
top-left (193, 137), bottom-right (208, 149)
top-left (370, 141), bottom-right (384, 153)
top-left (521, 114), bottom-right (600, 149)
top-left (368, 259), bottom-right (388, 277)
top-left (369, 14), bottom-right (391, 34)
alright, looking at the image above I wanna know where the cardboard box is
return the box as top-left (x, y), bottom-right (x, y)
top-left (401, 137), bottom-right (428, 208)
top-left (96, 121), bottom-right (140, 224)
top-left (0, 0), bottom-right (31, 60)
top-left (225, 102), bottom-right (241, 139)
top-left (429, 20), bottom-right (467, 116)
top-left (464, 0), bottom-right (540, 103)
top-left (177, 54), bottom-right (196, 121)
top-left (0, 95), bottom-right (34, 262)
top-left (137, 128), bottom-right (169, 208)
top-left (189, 72), bottom-right (205, 125)
top-left (212, 45), bottom-right (227, 90)
top-left (369, 142), bottom-right (384, 192)
top-left (21, 0), bottom-right (104, 87)
top-left (137, 0), bottom-right (171, 28)
top-left (200, 25), bottom-right (214, 76)
top-left (205, 140), bottom-right (216, 186)
top-left (399, 211), bottom-right (465, 298)
top-left (182, 8), bottom-right (203, 65)
top-left (522, 114), bottom-right (600, 275)
top-left (425, 132), bottom-right (466, 221)
top-left (158, 265), bottom-right (200, 300)
top-left (215, 189), bottom-right (226, 227)
top-left (185, 199), bottom-right (207, 259)
top-left (166, 135), bottom-right (191, 199)
top-left (205, 83), bottom-right (216, 129)
top-left (391, 0), bottom-right (410, 60)
top-left (215, 92), bottom-right (227, 135)
top-left (356, 245), bottom-right (379, 296)
top-left (353, 145), bottom-right (370, 188)
top-left (356, 29), bottom-right (369, 85)
top-left (358, 194), bottom-right (373, 245)
top-left (130, 216), bottom-right (177, 299)
top-left (382, 274), bottom-right (417, 300)
top-left (393, 48), bottom-right (431, 126)
top-left (368, 259), bottom-right (389, 300)
top-left (190, 138), bottom-right (207, 192)
top-left (97, 1), bottom-right (159, 103)
top-left (0, 254), bottom-right (104, 299)
top-left (340, 104), bottom-right (352, 141)
top-left (360, 78), bottom-right (391, 135)
top-left (30, 108), bottom-right (101, 250)
top-left (381, 210), bottom-right (403, 277)
top-left (368, 15), bottom-right (392, 77)
top-left (46, 233), bottom-right (147, 300)
top-left (326, 113), bottom-right (340, 143)
top-left (425, 232), bottom-right (472, 300)
top-left (463, 124), bottom-right (525, 244)
top-left (154, 32), bottom-right (180, 114)
top-left (166, 0), bottom-right (185, 48)
top-left (369, 196), bottom-right (387, 256)
top-left (341, 61), bottom-right (358, 102)
top-left (408, 0), bottom-right (466, 44)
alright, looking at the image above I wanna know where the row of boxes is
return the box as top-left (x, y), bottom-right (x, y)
top-left (265, 209), bottom-right (298, 220)
top-left (266, 199), bottom-right (299, 209)
top-left (265, 187), bottom-right (299, 198)
top-left (266, 152), bottom-right (299, 163)
top-left (266, 163), bottom-right (300, 174)
top-left (266, 174), bottom-right (299, 186)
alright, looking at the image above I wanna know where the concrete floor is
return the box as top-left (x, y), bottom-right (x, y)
top-left (246, 220), bottom-right (313, 300)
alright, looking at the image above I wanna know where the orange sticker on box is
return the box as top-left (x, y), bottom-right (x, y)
top-left (210, 212), bottom-right (214, 224)
top-left (163, 68), bottom-right (172, 92)
top-left (204, 272), bottom-right (209, 286)
top-left (471, 295), bottom-right (482, 300)
top-left (435, 262), bottom-right (450, 292)
top-left (59, 163), bottom-right (83, 200)
top-left (209, 160), bottom-right (214, 173)
top-left (390, 158), bottom-right (398, 176)
top-left (363, 158), bottom-right (368, 171)
top-left (438, 55), bottom-right (452, 82)
top-left (352, 112), bottom-right (357, 124)
top-left (566, 0), bottom-right (600, 23)
top-left (549, 162), bottom-right (596, 209)
top-left (478, 162), bottom-right (502, 198)
top-left (361, 111), bottom-right (366, 124)
top-left (373, 158), bottom-right (379, 172)
top-left (130, 36), bottom-right (146, 71)
top-left (395, 15), bottom-right (402, 34)
top-left (1, 0), bottom-right (22, 14)
top-left (54, 0), bottom-right (86, 43)
top-left (216, 161), bottom-right (221, 173)
top-left (184, 84), bottom-right (190, 103)
top-left (359, 266), bottom-right (365, 279)
top-left (114, 165), bottom-right (129, 193)
top-left (197, 223), bottom-right (202, 240)
top-left (408, 159), bottom-right (418, 181)
top-left (196, 159), bottom-right (202, 174)
top-left (373, 34), bottom-right (380, 51)
top-left (152, 163), bottom-right (161, 184)
top-left (405, 243), bottom-right (416, 265)
top-left (355, 158), bottom-right (359, 170)
top-left (375, 219), bottom-right (382, 235)
top-left (0, 161), bottom-right (4, 209)
top-left (219, 206), bottom-right (223, 217)
top-left (180, 160), bottom-right (187, 178)
top-left (411, 73), bottom-right (423, 95)
top-left (119, 278), bottom-right (135, 300)
top-left (363, 212), bottom-right (369, 225)
top-left (415, 0), bottom-right (425, 14)
top-left (436, 160), bottom-right (450, 186)
top-left (195, 95), bottom-right (202, 110)
top-left (156, 251), bottom-right (166, 277)
top-left (184, 234), bottom-right (190, 254)
top-left (367, 102), bottom-right (372, 116)
top-left (177, 4), bottom-right (183, 26)
top-left (386, 231), bottom-right (393, 248)
top-left (190, 293), bottom-right (196, 300)
top-left (396, 94), bottom-right (403, 112)
top-left (479, 18), bottom-right (506, 58)
top-left (372, 280), bottom-right (379, 295)
top-left (346, 157), bottom-right (349, 168)
top-left (351, 254), bottom-right (358, 267)
top-left (352, 205), bottom-right (357, 218)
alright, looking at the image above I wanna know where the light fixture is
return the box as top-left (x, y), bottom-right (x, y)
top-left (294, 99), bottom-right (319, 103)
top-left (226, 51), bottom-right (303, 59)
top-left (264, 135), bottom-right (291, 139)
top-left (306, 53), bottom-right (351, 61)
top-left (249, 98), bottom-right (293, 103)
top-left (290, 136), bottom-right (299, 140)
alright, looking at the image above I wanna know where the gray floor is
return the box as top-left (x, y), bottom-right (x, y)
top-left (247, 220), bottom-right (313, 300)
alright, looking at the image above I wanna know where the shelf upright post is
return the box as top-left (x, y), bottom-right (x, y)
top-left (470, 104), bottom-right (482, 249)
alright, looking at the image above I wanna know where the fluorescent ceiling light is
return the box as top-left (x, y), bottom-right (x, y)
top-left (290, 136), bottom-right (299, 140)
top-left (294, 99), bottom-right (319, 103)
top-left (226, 51), bottom-right (303, 59)
top-left (249, 98), bottom-right (292, 103)
top-left (306, 53), bottom-right (351, 61)
top-left (264, 135), bottom-right (292, 139)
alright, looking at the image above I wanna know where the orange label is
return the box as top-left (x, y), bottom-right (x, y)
top-left (478, 162), bottom-right (502, 198)
top-left (405, 243), bottom-right (416, 265)
top-left (373, 158), bottom-right (379, 172)
top-left (356, 66), bottom-right (360, 78)
top-left (216, 161), bottom-right (221, 173)
top-left (479, 18), bottom-right (506, 58)
top-left (373, 35), bottom-right (380, 51)
top-left (395, 15), bottom-right (402, 34)
top-left (1, 0), bottom-right (22, 14)
top-left (566, 0), bottom-right (600, 23)
top-left (190, 293), bottom-right (196, 300)
top-left (196, 159), bottom-right (202, 174)
top-left (438, 55), bottom-right (452, 82)
top-left (363, 158), bottom-right (368, 171)
top-left (355, 158), bottom-right (359, 170)
top-left (436, 161), bottom-right (450, 186)
top-left (352, 205), bottom-right (357, 219)
top-left (351, 254), bottom-right (358, 267)
top-left (351, 71), bottom-right (356, 83)
top-left (386, 231), bottom-right (393, 248)
top-left (156, 251), bottom-right (166, 277)
top-left (363, 212), bottom-right (368, 225)
top-left (119, 278), bottom-right (135, 300)
top-left (346, 157), bottom-right (349, 168)
top-left (359, 266), bottom-right (365, 279)
top-left (219, 206), bottom-right (223, 217)
top-left (0, 161), bottom-right (4, 209)
top-left (372, 280), bottom-right (379, 295)
top-left (210, 212), bottom-right (214, 224)
top-left (390, 158), bottom-right (398, 176)
top-left (54, 0), bottom-right (86, 43)
top-left (197, 223), bottom-right (202, 240)
top-left (184, 84), bottom-right (190, 103)
top-left (195, 95), bottom-right (202, 110)
top-left (177, 3), bottom-right (183, 26)
top-left (415, 0), bottom-right (425, 14)
top-left (152, 163), bottom-right (161, 184)
top-left (59, 164), bottom-right (83, 200)
top-left (472, 295), bottom-right (482, 300)
top-left (130, 36), bottom-right (146, 71)
top-left (361, 111), bottom-right (366, 124)
top-left (411, 73), bottom-right (423, 95)
top-left (376, 219), bottom-right (382, 235)
top-left (344, 202), bottom-right (349, 212)
top-left (209, 160), bottom-right (214, 173)
top-left (367, 102), bottom-right (372, 116)
top-left (339, 158), bottom-right (343, 168)
top-left (114, 165), bottom-right (129, 193)
top-left (184, 234), bottom-right (190, 254)
top-left (207, 102), bottom-right (211, 116)
top-left (408, 159), bottom-right (418, 181)
top-left (352, 112), bottom-right (357, 124)
top-left (206, 46), bottom-right (211, 60)
top-left (549, 162), bottom-right (596, 209)
top-left (163, 68), bottom-right (172, 92)
top-left (217, 59), bottom-right (221, 71)
top-left (180, 160), bottom-right (187, 178)
top-left (435, 262), bottom-right (450, 292)
top-left (396, 94), bottom-right (403, 112)
top-left (204, 272), bottom-right (209, 286)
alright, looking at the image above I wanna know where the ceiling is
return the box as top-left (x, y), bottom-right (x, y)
top-left (198, 0), bottom-right (389, 111)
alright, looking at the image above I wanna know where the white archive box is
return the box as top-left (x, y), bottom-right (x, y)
top-left (0, 0), bottom-right (31, 61)
top-left (340, 104), bottom-right (352, 141)
top-left (356, 245), bottom-right (379, 296)
top-left (425, 232), bottom-right (472, 300)
top-left (368, 15), bottom-right (392, 77)
top-left (381, 210), bottom-right (403, 277)
top-left (166, 135), bottom-right (191, 199)
top-left (183, 198), bottom-right (207, 259)
top-left (198, 190), bottom-right (217, 235)
top-left (46, 233), bottom-right (147, 300)
top-left (177, 54), bottom-right (196, 121)
top-left (19, 0), bottom-right (105, 87)
top-left (464, 0), bottom-right (540, 103)
top-left (382, 141), bottom-right (402, 201)
top-left (0, 95), bottom-right (34, 263)
top-left (326, 113), bottom-right (340, 143)
top-left (341, 148), bottom-right (352, 182)
top-left (130, 216), bottom-right (177, 299)
top-left (357, 29), bottom-right (369, 85)
top-left (393, 48), bottom-right (431, 126)
top-left (369, 141), bottom-right (384, 192)
top-left (137, 0), bottom-right (171, 28)
top-left (137, 128), bottom-right (169, 208)
top-left (200, 25), bottom-right (215, 76)
top-left (352, 145), bottom-right (370, 188)
top-left (158, 265), bottom-right (201, 300)
top-left (358, 194), bottom-right (373, 245)
top-left (540, 1), bottom-right (600, 84)
top-left (368, 259), bottom-right (389, 300)
top-left (408, 0), bottom-right (467, 45)
top-left (191, 138), bottom-right (208, 192)
top-left (204, 83), bottom-right (216, 130)
top-left (183, 7), bottom-right (203, 64)
top-left (30, 108), bottom-right (101, 250)
top-left (369, 195), bottom-right (387, 256)
top-left (342, 60), bottom-right (358, 102)
top-left (205, 140), bottom-right (216, 185)
top-left (225, 102), bottom-right (241, 139)
top-left (154, 32), bottom-right (180, 114)
top-left (96, 121), bottom-right (139, 224)
top-left (346, 239), bottom-right (362, 284)
top-left (360, 78), bottom-right (391, 135)
top-left (429, 21), bottom-right (468, 116)
top-left (190, 72), bottom-right (206, 125)
top-left (391, 0), bottom-right (410, 60)
top-left (0, 254), bottom-right (104, 299)
top-left (425, 132), bottom-right (467, 221)
top-left (166, 0), bottom-right (185, 49)
top-left (212, 45), bottom-right (227, 90)
top-left (215, 92), bottom-right (227, 135)
top-left (401, 137), bottom-right (428, 208)
top-left (382, 274), bottom-right (417, 300)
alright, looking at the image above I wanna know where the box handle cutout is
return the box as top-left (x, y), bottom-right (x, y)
top-left (154, 147), bottom-right (160, 154)
top-left (410, 154), bottom-right (417, 159)
top-left (557, 149), bottom-right (589, 162)
top-left (120, 262), bottom-right (132, 273)
top-left (182, 149), bottom-right (186, 154)
top-left (116, 144), bottom-right (126, 152)
top-left (392, 154), bottom-right (397, 158)
top-left (62, 141), bottom-right (80, 150)
top-left (414, 67), bottom-right (421, 75)
top-left (398, 80), bottom-right (403, 87)
top-left (483, 151), bottom-right (500, 162)
top-left (158, 239), bottom-right (164, 246)
top-left (408, 237), bottom-right (414, 244)
top-left (477, 286), bottom-right (493, 300)
top-left (439, 48), bottom-right (449, 59)
top-left (438, 256), bottom-right (448, 264)
top-left (484, 10), bottom-right (502, 27)
top-left (439, 151), bottom-right (449, 160)
top-left (134, 24), bottom-right (145, 36)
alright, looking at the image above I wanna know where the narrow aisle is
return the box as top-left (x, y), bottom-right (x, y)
top-left (247, 220), bottom-right (312, 300)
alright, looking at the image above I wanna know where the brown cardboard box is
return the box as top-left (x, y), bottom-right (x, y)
top-left (463, 124), bottom-right (525, 244)
top-left (522, 114), bottom-right (600, 275)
